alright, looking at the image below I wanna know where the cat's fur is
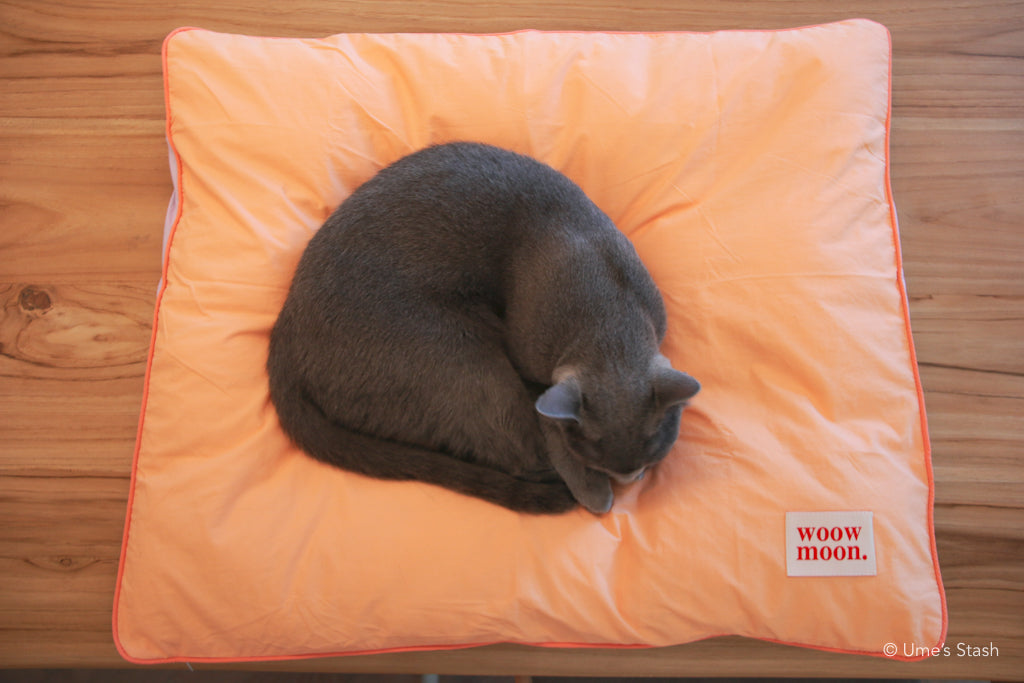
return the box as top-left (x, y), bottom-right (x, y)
top-left (267, 142), bottom-right (700, 514)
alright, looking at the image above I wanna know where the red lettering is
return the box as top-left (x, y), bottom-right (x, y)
top-left (796, 545), bottom-right (866, 562)
top-left (797, 546), bottom-right (818, 561)
top-left (816, 527), bottom-right (829, 542)
top-left (798, 527), bottom-right (815, 542)
top-left (844, 526), bottom-right (862, 541)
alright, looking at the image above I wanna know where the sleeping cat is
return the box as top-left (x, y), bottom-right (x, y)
top-left (266, 142), bottom-right (700, 514)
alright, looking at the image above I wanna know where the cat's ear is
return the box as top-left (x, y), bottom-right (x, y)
top-left (653, 359), bottom-right (701, 407)
top-left (536, 374), bottom-right (582, 423)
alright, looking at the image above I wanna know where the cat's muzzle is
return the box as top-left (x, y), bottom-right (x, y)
top-left (609, 467), bottom-right (647, 485)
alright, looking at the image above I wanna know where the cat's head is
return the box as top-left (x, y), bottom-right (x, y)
top-left (535, 355), bottom-right (700, 483)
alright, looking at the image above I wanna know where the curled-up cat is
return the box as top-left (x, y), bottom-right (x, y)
top-left (267, 142), bottom-right (700, 514)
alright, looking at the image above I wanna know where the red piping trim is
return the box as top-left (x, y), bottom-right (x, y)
top-left (112, 25), bottom-right (197, 663)
top-left (879, 22), bottom-right (949, 652)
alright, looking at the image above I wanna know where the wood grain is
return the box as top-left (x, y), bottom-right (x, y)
top-left (1, 0), bottom-right (1022, 677)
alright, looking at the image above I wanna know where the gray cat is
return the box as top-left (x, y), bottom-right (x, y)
top-left (266, 142), bottom-right (699, 514)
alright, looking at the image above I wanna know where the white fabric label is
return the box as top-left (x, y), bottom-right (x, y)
top-left (786, 511), bottom-right (877, 577)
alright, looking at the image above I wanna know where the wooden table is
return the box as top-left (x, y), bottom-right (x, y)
top-left (1, 1), bottom-right (1021, 678)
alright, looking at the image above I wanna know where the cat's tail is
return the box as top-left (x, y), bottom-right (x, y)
top-left (268, 381), bottom-right (579, 515)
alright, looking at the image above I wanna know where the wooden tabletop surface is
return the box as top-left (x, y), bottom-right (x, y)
top-left (1, 0), bottom-right (1021, 678)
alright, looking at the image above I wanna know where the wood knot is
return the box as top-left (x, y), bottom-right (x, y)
top-left (23, 555), bottom-right (99, 572)
top-left (19, 286), bottom-right (52, 312)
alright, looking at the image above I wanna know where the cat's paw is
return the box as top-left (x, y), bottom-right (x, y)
top-left (576, 474), bottom-right (614, 515)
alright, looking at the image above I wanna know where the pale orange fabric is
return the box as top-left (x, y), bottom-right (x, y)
top-left (114, 20), bottom-right (946, 663)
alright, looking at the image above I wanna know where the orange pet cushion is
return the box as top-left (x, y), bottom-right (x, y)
top-left (114, 20), bottom-right (946, 663)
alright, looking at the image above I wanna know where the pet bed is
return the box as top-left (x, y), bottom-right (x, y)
top-left (114, 19), bottom-right (946, 663)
